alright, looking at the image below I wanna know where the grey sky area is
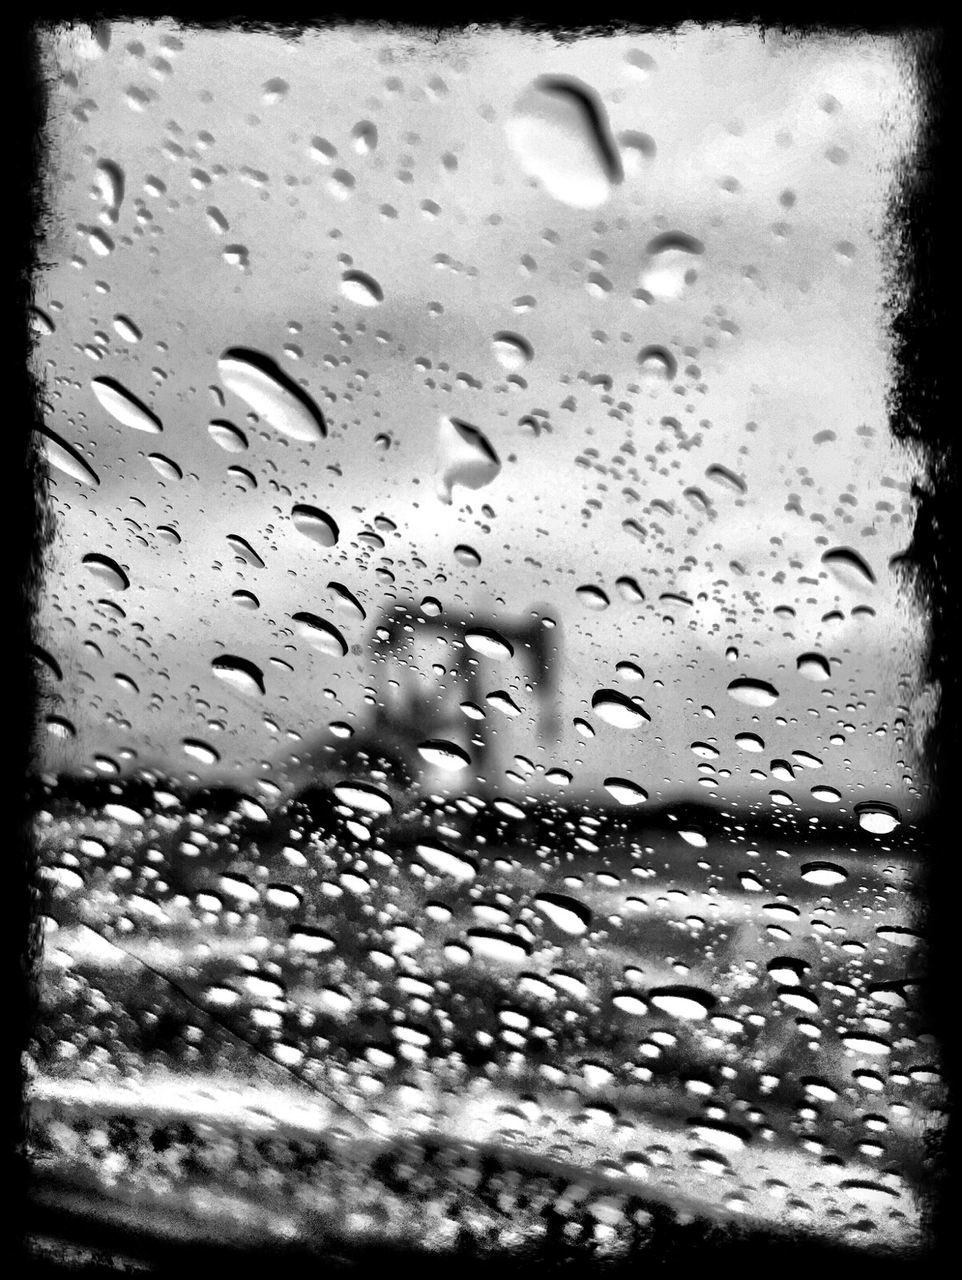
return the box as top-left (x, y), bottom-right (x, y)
top-left (34, 22), bottom-right (925, 820)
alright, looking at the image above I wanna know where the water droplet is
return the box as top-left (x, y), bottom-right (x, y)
top-left (811, 785), bottom-right (841, 803)
top-left (94, 159), bottom-right (124, 221)
top-left (38, 428), bottom-right (99, 486)
top-left (340, 270), bottom-right (383, 306)
top-left (291, 504), bottom-right (339, 547)
top-left (855, 801), bottom-right (900, 835)
top-left (226, 534), bottom-right (265, 568)
top-left (636, 345), bottom-right (677, 382)
top-left (797, 652), bottom-right (831, 681)
top-left (418, 739), bottom-right (471, 771)
top-left (727, 677), bottom-right (779, 707)
top-left (604, 778), bottom-right (648, 805)
top-left (416, 842), bottom-right (477, 881)
top-left (624, 49), bottom-right (657, 78)
top-left (506, 75), bottom-right (622, 209)
top-left (182, 738), bottom-right (220, 765)
top-left (261, 77), bottom-right (289, 104)
top-left (612, 991), bottom-right (649, 1016)
top-left (688, 1120), bottom-right (749, 1152)
top-left (640, 232), bottom-right (704, 300)
top-left (822, 546), bottom-right (876, 586)
top-left (90, 377), bottom-right (163, 433)
top-left (436, 417), bottom-right (501, 504)
top-left (467, 928), bottom-right (530, 965)
top-left (147, 452), bottom-right (182, 480)
top-left (649, 986), bottom-right (715, 1020)
top-left (29, 307), bottom-right (55, 336)
top-left (208, 420), bottom-right (248, 452)
top-left (82, 553), bottom-right (128, 590)
top-left (535, 892), bottom-right (592, 936)
top-left (211, 655), bottom-right (265, 696)
top-left (333, 781), bottom-right (393, 815)
top-left (591, 689), bottom-right (650, 728)
top-left (464, 626), bottom-right (514, 660)
top-left (350, 120), bottom-right (378, 154)
top-left (576, 584), bottom-right (610, 610)
top-left (454, 544), bottom-right (481, 568)
top-left (706, 464), bottom-right (746, 495)
top-left (843, 1035), bottom-right (891, 1056)
top-left (487, 690), bottom-right (522, 718)
top-left (491, 332), bottom-right (533, 370)
top-left (801, 861), bottom-right (848, 886)
top-left (328, 582), bottom-right (366, 620)
top-left (112, 315), bottom-right (141, 343)
top-left (292, 612), bottom-right (348, 657)
top-left (46, 714), bottom-right (76, 739)
top-left (218, 348), bottom-right (326, 442)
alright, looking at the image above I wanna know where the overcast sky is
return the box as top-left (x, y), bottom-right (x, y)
top-left (34, 22), bottom-right (924, 819)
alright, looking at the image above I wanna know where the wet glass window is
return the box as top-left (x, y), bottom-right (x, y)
top-left (25, 20), bottom-right (943, 1269)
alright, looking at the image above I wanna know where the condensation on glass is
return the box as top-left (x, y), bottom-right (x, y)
top-left (26, 20), bottom-right (937, 1263)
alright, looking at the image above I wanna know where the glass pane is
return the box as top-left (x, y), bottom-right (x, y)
top-left (26, 19), bottom-right (942, 1268)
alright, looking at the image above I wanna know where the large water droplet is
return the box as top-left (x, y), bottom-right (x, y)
top-left (211, 654), bottom-right (265, 696)
top-left (491, 332), bottom-right (533, 370)
top-left (649, 986), bottom-right (715, 1020)
top-left (727, 677), bottom-right (779, 707)
top-left (636, 345), bottom-right (677, 383)
top-left (226, 534), bottom-right (265, 568)
top-left (505, 75), bottom-right (622, 209)
top-left (797, 652), bottom-right (831, 681)
top-left (82, 553), bottom-right (128, 590)
top-left (801, 861), bottom-right (848, 886)
top-left (436, 417), bottom-right (501, 504)
top-left (90, 377), bottom-right (163, 433)
top-left (39, 428), bottom-right (99, 486)
top-left (576, 584), bottom-right (610, 610)
top-left (534, 892), bottom-right (592, 936)
top-left (604, 777), bottom-right (648, 805)
top-left (147, 453), bottom-right (182, 480)
top-left (467, 928), bottom-right (530, 966)
top-left (340, 270), bottom-right (383, 306)
top-left (291, 504), bottom-right (339, 547)
top-left (292, 612), bottom-right (348, 657)
top-left (416, 841), bottom-right (477, 881)
top-left (640, 232), bottom-right (704, 300)
top-left (591, 689), bottom-right (650, 728)
top-left (208, 420), bottom-right (248, 452)
top-left (333, 781), bottom-right (393, 815)
top-left (855, 801), bottom-right (900, 835)
top-left (218, 348), bottom-right (326, 442)
top-left (465, 627), bottom-right (514, 660)
top-left (182, 738), bottom-right (220, 765)
top-left (822, 546), bottom-right (876, 586)
top-left (328, 582), bottom-right (366, 620)
top-left (418, 739), bottom-right (471, 772)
